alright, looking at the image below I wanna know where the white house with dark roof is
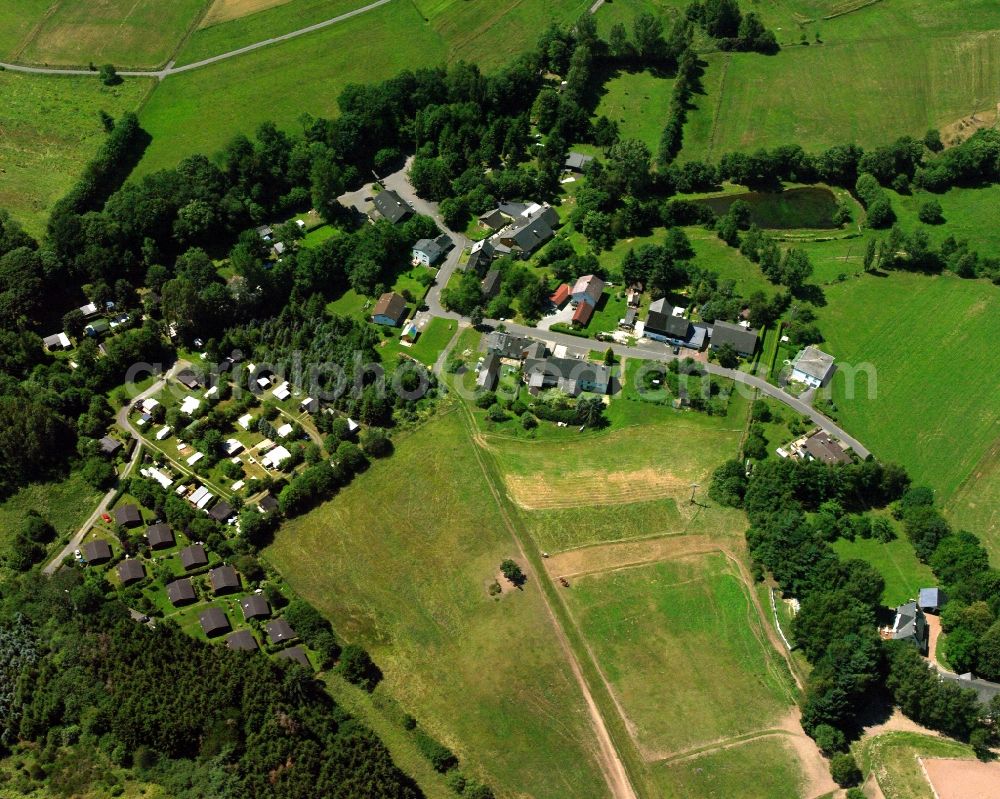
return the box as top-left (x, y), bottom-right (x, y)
top-left (790, 346), bottom-right (835, 388)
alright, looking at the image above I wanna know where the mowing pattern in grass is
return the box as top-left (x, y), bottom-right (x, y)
top-left (0, 72), bottom-right (152, 236)
top-left (0, 472), bottom-right (102, 549)
top-left (592, 69), bottom-right (676, 152)
top-left (832, 534), bottom-right (935, 607)
top-left (817, 272), bottom-right (1000, 520)
top-left (14, 0), bottom-right (210, 68)
top-left (888, 185), bottom-right (1000, 257)
top-left (566, 553), bottom-right (796, 755)
top-left (265, 409), bottom-right (609, 799)
top-left (856, 731), bottom-right (976, 799)
top-left (0, 0), bottom-right (52, 59)
top-left (947, 439), bottom-right (1000, 565)
top-left (650, 736), bottom-right (805, 799)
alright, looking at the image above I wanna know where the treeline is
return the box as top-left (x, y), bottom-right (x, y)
top-left (0, 571), bottom-right (421, 799)
top-left (710, 457), bottom-right (1000, 779)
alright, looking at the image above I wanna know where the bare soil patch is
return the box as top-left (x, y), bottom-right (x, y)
top-left (922, 757), bottom-right (1000, 799)
top-left (200, 0), bottom-right (292, 27)
top-left (506, 467), bottom-right (690, 510)
top-left (941, 104), bottom-right (1000, 147)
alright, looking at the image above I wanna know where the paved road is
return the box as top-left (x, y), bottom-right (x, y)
top-left (0, 0), bottom-right (394, 79)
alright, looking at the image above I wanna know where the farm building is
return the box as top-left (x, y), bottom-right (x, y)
top-left (117, 558), bottom-right (145, 586)
top-left (371, 292), bottom-right (407, 326)
top-left (572, 302), bottom-right (594, 327)
top-left (199, 608), bottom-right (231, 638)
top-left (522, 357), bottom-right (611, 396)
top-left (550, 283), bottom-right (571, 308)
top-left (166, 578), bottom-right (196, 606)
top-left (371, 190), bottom-right (413, 224)
top-left (710, 320), bottom-right (759, 356)
top-left (790, 346), bottom-right (835, 388)
top-left (82, 539), bottom-right (112, 565)
top-left (227, 631), bottom-right (260, 651)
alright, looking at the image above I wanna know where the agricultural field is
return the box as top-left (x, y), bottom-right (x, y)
top-left (888, 185), bottom-right (1000, 257)
top-left (832, 534), bottom-right (935, 607)
top-left (0, 72), bottom-right (152, 236)
top-left (855, 731), bottom-right (977, 799)
top-left (0, 0), bottom-right (52, 59)
top-left (592, 69), bottom-right (676, 152)
top-left (650, 736), bottom-right (806, 799)
top-left (947, 439), bottom-right (1000, 562)
top-left (11, 0), bottom-right (210, 68)
top-left (0, 472), bottom-right (102, 549)
top-left (265, 409), bottom-right (611, 799)
top-left (564, 553), bottom-right (796, 755)
top-left (817, 271), bottom-right (1000, 542)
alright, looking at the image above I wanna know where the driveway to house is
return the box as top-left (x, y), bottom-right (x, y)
top-left (0, 0), bottom-right (395, 79)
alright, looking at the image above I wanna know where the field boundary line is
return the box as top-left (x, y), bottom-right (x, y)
top-left (703, 52), bottom-right (731, 161)
top-left (7, 0), bottom-right (64, 62)
top-left (651, 726), bottom-right (795, 764)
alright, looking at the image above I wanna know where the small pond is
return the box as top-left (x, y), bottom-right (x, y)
top-left (694, 186), bottom-right (841, 229)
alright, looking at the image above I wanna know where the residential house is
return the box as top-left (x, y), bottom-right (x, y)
top-left (272, 381), bottom-right (291, 401)
top-left (572, 301), bottom-right (594, 327)
top-left (180, 396), bottom-right (201, 415)
top-left (209, 500), bottom-right (234, 524)
top-left (918, 587), bottom-right (946, 615)
top-left (237, 413), bottom-right (254, 430)
top-left (266, 618), bottom-right (297, 645)
top-left (240, 595), bottom-right (271, 621)
top-left (790, 346), bottom-right (835, 388)
top-left (710, 320), bottom-right (759, 357)
top-left (166, 578), bottom-right (197, 606)
top-left (488, 202), bottom-right (560, 258)
top-left (209, 564), bottom-right (240, 594)
top-left (550, 283), bottom-right (571, 308)
top-left (466, 239), bottom-right (495, 275)
top-left (300, 397), bottom-right (318, 413)
top-left (85, 319), bottom-right (111, 338)
top-left (481, 269), bottom-right (501, 299)
top-left (117, 558), bottom-right (145, 586)
top-left (891, 601), bottom-right (929, 654)
top-left (180, 544), bottom-right (208, 570)
top-left (223, 438), bottom-right (244, 456)
top-left (258, 494), bottom-right (279, 514)
top-left (371, 190), bottom-right (412, 224)
top-left (801, 430), bottom-right (851, 464)
top-left (199, 607), bottom-right (231, 638)
top-left (114, 504), bottom-right (142, 528)
top-left (146, 522), bottom-right (175, 550)
top-left (477, 352), bottom-right (500, 391)
top-left (42, 332), bottom-right (71, 351)
top-left (276, 646), bottom-right (311, 668)
top-left (486, 331), bottom-right (545, 361)
top-left (371, 291), bottom-right (407, 327)
top-left (82, 539), bottom-right (112, 565)
top-left (564, 152), bottom-right (594, 173)
top-left (522, 357), bottom-right (611, 396)
top-left (78, 302), bottom-right (99, 318)
top-left (644, 299), bottom-right (707, 349)
top-left (571, 274), bottom-right (604, 308)
top-left (412, 234), bottom-right (453, 266)
top-left (262, 445), bottom-right (292, 470)
top-left (619, 307), bottom-right (637, 330)
top-left (477, 208), bottom-right (508, 232)
top-left (99, 436), bottom-right (122, 457)
top-left (276, 423), bottom-right (294, 439)
top-left (177, 370), bottom-right (200, 390)
top-left (939, 672), bottom-right (1000, 705)
top-left (227, 630), bottom-right (260, 651)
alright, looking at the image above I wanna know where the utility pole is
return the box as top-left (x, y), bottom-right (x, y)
top-left (689, 482), bottom-right (700, 504)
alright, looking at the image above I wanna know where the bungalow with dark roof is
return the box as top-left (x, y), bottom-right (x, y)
top-left (209, 565), bottom-right (240, 595)
top-left (209, 500), bottom-right (234, 523)
top-left (276, 646), bottom-right (311, 669)
top-left (166, 578), bottom-right (196, 606)
top-left (564, 152), bottom-right (594, 173)
top-left (114, 504), bottom-right (142, 528)
top-left (371, 291), bottom-right (407, 327)
top-left (480, 269), bottom-right (501, 299)
top-left (801, 431), bottom-right (851, 465)
top-left (82, 539), bottom-right (112, 565)
top-left (117, 558), bottom-right (145, 585)
top-left (266, 618), bottom-right (298, 645)
top-left (477, 208), bottom-right (508, 232)
top-left (146, 522), bottom-right (175, 550)
top-left (571, 274), bottom-right (604, 307)
top-left (240, 595), bottom-right (271, 621)
top-left (371, 190), bottom-right (412, 224)
top-left (227, 630), bottom-right (260, 651)
top-left (710, 320), bottom-right (759, 357)
top-left (522, 357), bottom-right (611, 397)
top-left (258, 494), bottom-right (279, 514)
top-left (199, 607), bottom-right (231, 638)
top-left (644, 299), bottom-right (707, 349)
top-left (180, 543), bottom-right (208, 570)
top-left (99, 436), bottom-right (122, 457)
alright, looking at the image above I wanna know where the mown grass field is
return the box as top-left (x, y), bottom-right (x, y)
top-left (265, 409), bottom-right (610, 799)
top-left (651, 736), bottom-right (805, 799)
top-left (889, 185), bottom-right (1000, 256)
top-left (817, 272), bottom-right (1000, 541)
top-left (565, 553), bottom-right (796, 755)
top-left (13, 0), bottom-right (210, 68)
top-left (855, 731), bottom-right (976, 799)
top-left (0, 0), bottom-right (52, 58)
top-left (593, 69), bottom-right (676, 152)
top-left (0, 72), bottom-right (152, 236)
top-left (0, 472), bottom-right (102, 548)
top-left (947, 439), bottom-right (1000, 564)
top-left (832, 534), bottom-right (935, 607)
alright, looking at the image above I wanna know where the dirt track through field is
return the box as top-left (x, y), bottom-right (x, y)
top-left (506, 467), bottom-right (690, 510)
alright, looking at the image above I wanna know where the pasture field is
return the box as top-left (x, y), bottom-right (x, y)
top-left (889, 185), bottom-right (1000, 257)
top-left (682, 27), bottom-right (1000, 161)
top-left (592, 69), bottom-right (676, 152)
top-left (817, 272), bottom-right (1000, 533)
top-left (564, 553), bottom-right (796, 755)
top-left (947, 440), bottom-right (1000, 564)
top-left (265, 409), bottom-right (610, 799)
top-left (855, 732), bottom-right (976, 799)
top-left (0, 472), bottom-right (102, 549)
top-left (0, 0), bottom-right (52, 59)
top-left (650, 736), bottom-right (805, 799)
top-left (832, 534), bottom-right (935, 607)
top-left (14, 0), bottom-right (210, 68)
top-left (0, 72), bottom-right (152, 236)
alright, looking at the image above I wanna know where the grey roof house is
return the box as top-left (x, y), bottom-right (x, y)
top-left (82, 539), bottom-right (112, 565)
top-left (210, 565), bottom-right (240, 594)
top-left (240, 595), bottom-right (271, 621)
top-left (114, 504), bottom-right (142, 527)
top-left (412, 234), bottom-right (453, 266)
top-left (491, 203), bottom-right (559, 258)
top-left (371, 190), bottom-right (412, 224)
top-left (166, 578), bottom-right (197, 606)
top-left (199, 607), bottom-right (231, 638)
top-left (644, 299), bottom-right (706, 349)
top-left (117, 558), bottom-right (145, 585)
top-left (480, 269), bottom-right (501, 299)
top-left (146, 522), bottom-right (174, 550)
top-left (227, 630), bottom-right (260, 652)
top-left (276, 646), bottom-right (311, 669)
top-left (791, 346), bottom-right (835, 388)
top-left (523, 357), bottom-right (611, 397)
top-left (266, 618), bottom-right (298, 645)
top-left (486, 332), bottom-right (544, 361)
top-left (891, 601), bottom-right (929, 654)
top-left (564, 152), bottom-right (594, 173)
top-left (710, 320), bottom-right (759, 356)
top-left (99, 436), bottom-right (123, 456)
top-left (465, 240), bottom-right (495, 275)
top-left (180, 543), bottom-right (208, 570)
top-left (918, 587), bottom-right (946, 614)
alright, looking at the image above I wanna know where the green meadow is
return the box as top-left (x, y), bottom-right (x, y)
top-left (593, 69), bottom-right (676, 152)
top-left (0, 472), bottom-right (102, 549)
top-left (832, 534), bottom-right (936, 607)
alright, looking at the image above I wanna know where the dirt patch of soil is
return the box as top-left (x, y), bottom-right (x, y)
top-left (200, 0), bottom-right (293, 27)
top-left (543, 534), bottom-right (720, 580)
top-left (921, 757), bottom-right (1000, 799)
top-left (506, 467), bottom-right (690, 510)
top-left (941, 104), bottom-right (1000, 148)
